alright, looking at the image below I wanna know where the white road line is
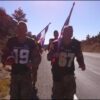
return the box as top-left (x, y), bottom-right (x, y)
top-left (74, 94), bottom-right (78, 100)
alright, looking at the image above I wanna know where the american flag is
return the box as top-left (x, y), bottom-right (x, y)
top-left (60, 2), bottom-right (75, 38)
top-left (58, 2), bottom-right (75, 51)
top-left (37, 22), bottom-right (51, 47)
top-left (36, 32), bottom-right (41, 41)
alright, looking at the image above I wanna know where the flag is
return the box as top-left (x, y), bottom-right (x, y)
top-left (36, 32), bottom-right (41, 41)
top-left (39, 38), bottom-right (45, 47)
top-left (58, 2), bottom-right (75, 51)
top-left (60, 2), bottom-right (75, 37)
top-left (37, 22), bottom-right (51, 47)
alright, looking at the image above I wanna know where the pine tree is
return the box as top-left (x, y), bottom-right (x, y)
top-left (12, 7), bottom-right (27, 23)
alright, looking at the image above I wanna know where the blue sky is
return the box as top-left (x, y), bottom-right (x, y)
top-left (0, 1), bottom-right (100, 44)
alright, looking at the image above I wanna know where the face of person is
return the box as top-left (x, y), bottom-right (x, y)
top-left (63, 29), bottom-right (72, 39)
top-left (54, 31), bottom-right (59, 39)
top-left (62, 26), bottom-right (73, 43)
top-left (17, 22), bottom-right (27, 38)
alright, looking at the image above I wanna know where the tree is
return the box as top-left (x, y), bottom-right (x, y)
top-left (0, 7), bottom-right (7, 34)
top-left (0, 7), bottom-right (28, 40)
top-left (86, 34), bottom-right (90, 40)
top-left (0, 7), bottom-right (17, 39)
top-left (97, 32), bottom-right (100, 38)
top-left (97, 32), bottom-right (100, 43)
top-left (0, 7), bottom-right (11, 38)
top-left (12, 7), bottom-right (27, 23)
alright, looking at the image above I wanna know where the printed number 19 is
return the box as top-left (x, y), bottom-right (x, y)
top-left (13, 49), bottom-right (29, 64)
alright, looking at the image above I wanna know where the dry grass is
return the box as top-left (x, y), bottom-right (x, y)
top-left (0, 78), bottom-right (10, 98)
top-left (81, 42), bottom-right (100, 53)
top-left (0, 63), bottom-right (10, 98)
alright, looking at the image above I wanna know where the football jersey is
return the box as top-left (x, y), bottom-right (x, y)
top-left (6, 37), bottom-right (36, 64)
top-left (6, 37), bottom-right (37, 74)
top-left (47, 38), bottom-right (84, 81)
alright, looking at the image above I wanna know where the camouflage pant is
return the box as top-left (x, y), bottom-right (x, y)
top-left (10, 72), bottom-right (34, 100)
top-left (31, 65), bottom-right (39, 87)
top-left (52, 75), bottom-right (76, 99)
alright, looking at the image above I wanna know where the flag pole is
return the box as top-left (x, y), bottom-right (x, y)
top-left (37, 22), bottom-right (51, 46)
top-left (38, 22), bottom-right (51, 35)
top-left (58, 2), bottom-right (75, 51)
top-left (60, 2), bottom-right (75, 37)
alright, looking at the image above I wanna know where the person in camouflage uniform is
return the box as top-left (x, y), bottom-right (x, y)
top-left (47, 25), bottom-right (86, 99)
top-left (1, 21), bottom-right (41, 99)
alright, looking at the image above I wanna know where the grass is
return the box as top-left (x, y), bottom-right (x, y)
top-left (0, 78), bottom-right (10, 98)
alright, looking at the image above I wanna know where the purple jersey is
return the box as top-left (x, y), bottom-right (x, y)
top-left (6, 37), bottom-right (36, 64)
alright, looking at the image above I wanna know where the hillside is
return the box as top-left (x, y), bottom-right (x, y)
top-left (81, 34), bottom-right (100, 53)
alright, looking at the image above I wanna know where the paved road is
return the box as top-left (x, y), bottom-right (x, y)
top-left (75, 52), bottom-right (100, 99)
top-left (36, 51), bottom-right (53, 99)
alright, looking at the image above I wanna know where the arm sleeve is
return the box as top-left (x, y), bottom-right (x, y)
top-left (76, 41), bottom-right (85, 67)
